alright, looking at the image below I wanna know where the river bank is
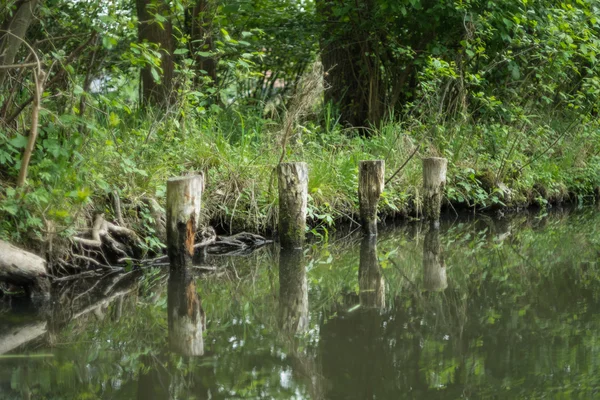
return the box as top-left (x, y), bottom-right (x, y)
top-left (1, 116), bottom-right (600, 276)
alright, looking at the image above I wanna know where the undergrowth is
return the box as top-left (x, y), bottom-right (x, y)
top-left (1, 102), bottom-right (599, 254)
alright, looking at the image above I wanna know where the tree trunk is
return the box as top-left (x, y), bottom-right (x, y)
top-left (0, 240), bottom-right (49, 297)
top-left (16, 68), bottom-right (44, 187)
top-left (0, 0), bottom-right (39, 86)
top-left (136, 0), bottom-right (174, 106)
top-left (316, 0), bottom-right (382, 129)
top-left (188, 0), bottom-right (217, 87)
top-left (317, 0), bottom-right (365, 128)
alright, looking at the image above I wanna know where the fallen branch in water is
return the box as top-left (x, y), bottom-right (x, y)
top-left (0, 240), bottom-right (50, 298)
top-left (141, 228), bottom-right (272, 266)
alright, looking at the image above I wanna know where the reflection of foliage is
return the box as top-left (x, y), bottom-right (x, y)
top-left (316, 208), bottom-right (600, 399)
top-left (2, 209), bottom-right (600, 398)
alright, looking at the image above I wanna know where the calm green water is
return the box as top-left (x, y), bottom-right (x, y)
top-left (2, 208), bottom-right (600, 399)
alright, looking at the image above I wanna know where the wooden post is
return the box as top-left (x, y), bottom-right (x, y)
top-left (422, 157), bottom-right (447, 226)
top-left (168, 269), bottom-right (205, 356)
top-left (277, 162), bottom-right (308, 249)
top-left (423, 226), bottom-right (447, 292)
top-left (279, 248), bottom-right (308, 334)
top-left (0, 240), bottom-right (49, 298)
top-left (166, 175), bottom-right (203, 269)
top-left (358, 160), bottom-right (385, 235)
top-left (359, 236), bottom-right (385, 309)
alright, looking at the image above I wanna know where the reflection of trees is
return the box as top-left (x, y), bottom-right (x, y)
top-left (0, 271), bottom-right (146, 398)
top-left (4, 209), bottom-right (600, 398)
top-left (359, 236), bottom-right (385, 309)
top-left (320, 308), bottom-right (399, 399)
top-left (318, 209), bottom-right (600, 398)
top-left (0, 271), bottom-right (143, 356)
top-left (137, 354), bottom-right (170, 400)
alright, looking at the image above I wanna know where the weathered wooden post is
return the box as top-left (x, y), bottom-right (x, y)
top-left (358, 160), bottom-right (385, 235)
top-left (166, 174), bottom-right (203, 269)
top-left (168, 269), bottom-right (205, 356)
top-left (423, 227), bottom-right (447, 292)
top-left (422, 157), bottom-right (447, 226)
top-left (359, 236), bottom-right (385, 309)
top-left (279, 248), bottom-right (308, 334)
top-left (278, 162), bottom-right (308, 249)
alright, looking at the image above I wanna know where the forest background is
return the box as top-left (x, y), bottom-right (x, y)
top-left (1, 0), bottom-right (600, 257)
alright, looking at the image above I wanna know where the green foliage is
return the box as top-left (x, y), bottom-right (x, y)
top-left (1, 0), bottom-right (600, 248)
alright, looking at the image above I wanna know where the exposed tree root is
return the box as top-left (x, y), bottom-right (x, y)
top-left (0, 208), bottom-right (273, 292)
top-left (67, 213), bottom-right (145, 270)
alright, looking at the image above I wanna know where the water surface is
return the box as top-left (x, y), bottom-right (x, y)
top-left (1, 208), bottom-right (600, 399)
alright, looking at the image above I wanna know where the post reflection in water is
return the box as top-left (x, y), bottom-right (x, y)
top-left (278, 248), bottom-right (308, 335)
top-left (358, 236), bottom-right (385, 309)
top-left (423, 225), bottom-right (447, 292)
top-left (319, 236), bottom-right (393, 400)
top-left (167, 268), bottom-right (205, 356)
top-left (136, 269), bottom-right (211, 399)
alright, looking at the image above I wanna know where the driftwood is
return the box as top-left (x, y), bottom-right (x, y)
top-left (2, 214), bottom-right (268, 294)
top-left (0, 240), bottom-right (50, 297)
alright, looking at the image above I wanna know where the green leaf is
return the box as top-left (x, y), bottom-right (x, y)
top-left (102, 36), bottom-right (113, 50)
top-left (150, 67), bottom-right (160, 82)
top-left (9, 135), bottom-right (28, 149)
top-left (1, 204), bottom-right (19, 216)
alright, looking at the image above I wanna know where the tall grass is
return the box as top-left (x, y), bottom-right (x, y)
top-left (1, 88), bottom-right (599, 249)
